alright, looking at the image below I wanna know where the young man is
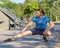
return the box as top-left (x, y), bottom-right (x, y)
top-left (4, 9), bottom-right (54, 42)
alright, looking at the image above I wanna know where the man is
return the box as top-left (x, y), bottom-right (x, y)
top-left (4, 9), bottom-right (54, 42)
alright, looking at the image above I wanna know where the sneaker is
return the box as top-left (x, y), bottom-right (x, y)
top-left (43, 37), bottom-right (48, 42)
top-left (4, 38), bottom-right (12, 42)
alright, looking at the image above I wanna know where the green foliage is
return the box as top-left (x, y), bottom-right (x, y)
top-left (4, 2), bottom-right (17, 9)
top-left (24, 1), bottom-right (39, 15)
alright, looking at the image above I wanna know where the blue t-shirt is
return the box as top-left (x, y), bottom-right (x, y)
top-left (32, 16), bottom-right (50, 29)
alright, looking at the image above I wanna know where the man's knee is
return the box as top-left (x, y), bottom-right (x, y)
top-left (47, 31), bottom-right (51, 36)
top-left (19, 31), bottom-right (24, 34)
top-left (43, 31), bottom-right (51, 37)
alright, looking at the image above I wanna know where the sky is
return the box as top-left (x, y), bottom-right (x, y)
top-left (10, 0), bottom-right (25, 4)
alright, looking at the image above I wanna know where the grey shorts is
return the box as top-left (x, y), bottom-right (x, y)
top-left (30, 28), bottom-right (45, 35)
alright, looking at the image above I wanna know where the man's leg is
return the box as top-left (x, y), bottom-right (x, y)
top-left (11, 31), bottom-right (32, 39)
top-left (4, 31), bottom-right (32, 42)
top-left (43, 31), bottom-right (51, 42)
top-left (43, 35), bottom-right (48, 42)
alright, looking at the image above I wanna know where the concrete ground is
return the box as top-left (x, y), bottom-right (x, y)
top-left (0, 29), bottom-right (60, 48)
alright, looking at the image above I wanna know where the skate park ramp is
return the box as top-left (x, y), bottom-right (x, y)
top-left (0, 10), bottom-right (9, 30)
top-left (0, 8), bottom-right (26, 30)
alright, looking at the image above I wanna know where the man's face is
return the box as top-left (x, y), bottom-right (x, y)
top-left (36, 11), bottom-right (43, 16)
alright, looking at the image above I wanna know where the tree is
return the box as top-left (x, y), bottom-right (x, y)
top-left (24, 1), bottom-right (39, 22)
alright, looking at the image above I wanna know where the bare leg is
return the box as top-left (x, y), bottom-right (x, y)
top-left (4, 30), bottom-right (33, 42)
top-left (43, 31), bottom-right (51, 37)
top-left (11, 30), bottom-right (33, 39)
top-left (43, 31), bottom-right (51, 42)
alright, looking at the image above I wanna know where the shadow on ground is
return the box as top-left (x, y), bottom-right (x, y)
top-left (0, 30), bottom-right (59, 48)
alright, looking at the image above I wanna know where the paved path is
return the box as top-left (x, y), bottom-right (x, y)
top-left (0, 29), bottom-right (60, 48)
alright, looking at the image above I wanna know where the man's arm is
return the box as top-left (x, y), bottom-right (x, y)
top-left (43, 21), bottom-right (54, 36)
top-left (47, 21), bottom-right (55, 30)
top-left (21, 22), bottom-right (34, 32)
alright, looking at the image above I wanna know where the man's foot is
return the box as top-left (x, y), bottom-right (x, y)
top-left (4, 38), bottom-right (12, 42)
top-left (43, 37), bottom-right (48, 42)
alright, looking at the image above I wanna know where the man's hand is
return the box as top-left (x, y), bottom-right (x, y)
top-left (20, 22), bottom-right (33, 32)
